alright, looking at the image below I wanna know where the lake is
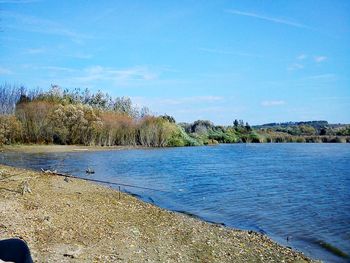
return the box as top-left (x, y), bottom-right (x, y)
top-left (1, 144), bottom-right (349, 262)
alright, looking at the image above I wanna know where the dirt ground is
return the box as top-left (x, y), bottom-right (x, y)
top-left (0, 164), bottom-right (316, 262)
top-left (0, 144), bottom-right (138, 153)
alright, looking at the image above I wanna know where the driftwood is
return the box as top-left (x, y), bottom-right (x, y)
top-left (21, 180), bottom-right (31, 195)
top-left (41, 168), bottom-right (57, 174)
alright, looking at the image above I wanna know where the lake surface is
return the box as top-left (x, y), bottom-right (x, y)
top-left (1, 144), bottom-right (349, 262)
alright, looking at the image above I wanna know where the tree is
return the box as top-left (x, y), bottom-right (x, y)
top-left (160, 114), bottom-right (176, 123)
top-left (114, 97), bottom-right (134, 116)
top-left (140, 106), bottom-right (150, 118)
top-left (0, 115), bottom-right (22, 145)
top-left (48, 104), bottom-right (102, 145)
top-left (320, 127), bottom-right (327, 136)
top-left (88, 90), bottom-right (109, 109)
top-left (299, 125), bottom-right (316, 136)
top-left (191, 120), bottom-right (214, 133)
top-left (0, 84), bottom-right (26, 114)
top-left (15, 101), bottom-right (54, 143)
top-left (245, 122), bottom-right (252, 132)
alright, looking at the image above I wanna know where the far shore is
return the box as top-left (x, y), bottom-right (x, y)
top-left (0, 164), bottom-right (316, 262)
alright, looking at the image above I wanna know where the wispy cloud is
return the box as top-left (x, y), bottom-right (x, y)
top-left (161, 96), bottom-right (223, 105)
top-left (0, 0), bottom-right (40, 3)
top-left (1, 11), bottom-right (90, 42)
top-left (175, 106), bottom-right (226, 114)
top-left (25, 48), bottom-right (45, 54)
top-left (36, 65), bottom-right (160, 88)
top-left (42, 66), bottom-right (77, 73)
top-left (199, 47), bottom-right (263, 58)
top-left (225, 9), bottom-right (312, 29)
top-left (312, 96), bottom-right (350, 101)
top-left (59, 66), bottom-right (159, 87)
top-left (288, 54), bottom-right (328, 71)
top-left (0, 66), bottom-right (12, 75)
top-left (261, 100), bottom-right (286, 107)
top-left (131, 97), bottom-right (246, 123)
top-left (288, 63), bottom-right (304, 71)
top-left (21, 64), bottom-right (77, 73)
top-left (71, 53), bottom-right (93, 59)
top-left (314, 56), bottom-right (327, 63)
top-left (23, 47), bottom-right (93, 59)
top-left (296, 54), bottom-right (307, 60)
top-left (304, 73), bottom-right (335, 80)
top-left (133, 96), bottom-right (224, 107)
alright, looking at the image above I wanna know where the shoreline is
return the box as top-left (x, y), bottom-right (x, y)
top-left (1, 141), bottom-right (349, 154)
top-left (0, 144), bottom-right (143, 153)
top-left (0, 164), bottom-right (316, 262)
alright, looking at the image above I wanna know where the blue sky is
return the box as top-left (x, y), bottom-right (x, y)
top-left (0, 0), bottom-right (349, 125)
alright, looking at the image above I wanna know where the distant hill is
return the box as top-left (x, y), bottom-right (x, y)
top-left (253, 121), bottom-right (347, 129)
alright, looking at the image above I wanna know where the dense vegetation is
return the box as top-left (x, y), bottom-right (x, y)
top-left (0, 84), bottom-right (196, 146)
top-left (0, 84), bottom-right (349, 146)
top-left (253, 121), bottom-right (350, 143)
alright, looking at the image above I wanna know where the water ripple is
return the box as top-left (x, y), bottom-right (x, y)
top-left (1, 144), bottom-right (349, 263)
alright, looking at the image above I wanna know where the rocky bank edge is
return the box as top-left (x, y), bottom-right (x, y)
top-left (0, 165), bottom-right (317, 262)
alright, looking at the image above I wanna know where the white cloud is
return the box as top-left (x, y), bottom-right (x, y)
top-left (71, 53), bottom-right (93, 59)
top-left (305, 73), bottom-right (336, 80)
top-left (131, 96), bottom-right (234, 122)
top-left (0, 67), bottom-right (12, 75)
top-left (225, 9), bottom-right (312, 29)
top-left (312, 96), bottom-right (350, 101)
top-left (261, 100), bottom-right (286, 107)
top-left (288, 54), bottom-right (327, 71)
top-left (2, 11), bottom-right (90, 42)
top-left (314, 56), bottom-right (327, 63)
top-left (199, 47), bottom-right (236, 55)
top-left (199, 47), bottom-right (262, 58)
top-left (288, 63), bottom-right (304, 71)
top-left (37, 65), bottom-right (160, 88)
top-left (133, 96), bottom-right (224, 107)
top-left (174, 106), bottom-right (226, 114)
top-left (20, 64), bottom-right (76, 73)
top-left (296, 54), bottom-right (307, 60)
top-left (26, 48), bottom-right (45, 54)
top-left (77, 66), bottom-right (158, 83)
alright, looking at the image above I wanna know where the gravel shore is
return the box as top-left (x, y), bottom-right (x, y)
top-left (0, 144), bottom-right (138, 153)
top-left (0, 164), bottom-right (316, 262)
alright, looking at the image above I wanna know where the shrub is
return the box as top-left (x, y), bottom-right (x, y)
top-left (0, 115), bottom-right (22, 145)
top-left (46, 104), bottom-right (102, 145)
top-left (15, 101), bottom-right (54, 143)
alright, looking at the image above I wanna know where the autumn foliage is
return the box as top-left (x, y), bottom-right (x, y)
top-left (0, 115), bottom-right (22, 145)
top-left (2, 84), bottom-right (348, 146)
top-left (0, 85), bottom-right (185, 146)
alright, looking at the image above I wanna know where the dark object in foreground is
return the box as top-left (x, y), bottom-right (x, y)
top-left (0, 238), bottom-right (33, 263)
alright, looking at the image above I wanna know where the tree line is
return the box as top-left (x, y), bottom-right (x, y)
top-left (1, 84), bottom-right (349, 146)
top-left (0, 84), bottom-right (196, 146)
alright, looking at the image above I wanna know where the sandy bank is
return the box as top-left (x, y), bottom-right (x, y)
top-left (0, 165), bottom-right (316, 262)
top-left (0, 144), bottom-right (141, 153)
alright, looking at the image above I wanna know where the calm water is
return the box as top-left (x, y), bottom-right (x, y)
top-left (1, 144), bottom-right (349, 262)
